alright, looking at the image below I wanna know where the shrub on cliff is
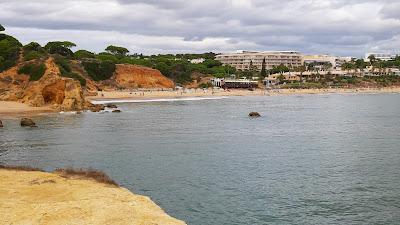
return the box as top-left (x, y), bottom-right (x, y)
top-left (54, 56), bottom-right (86, 86)
top-left (23, 42), bottom-right (47, 61)
top-left (82, 60), bottom-right (116, 81)
top-left (74, 50), bottom-right (95, 60)
top-left (45, 41), bottom-right (76, 57)
top-left (0, 34), bottom-right (22, 72)
top-left (18, 63), bottom-right (46, 81)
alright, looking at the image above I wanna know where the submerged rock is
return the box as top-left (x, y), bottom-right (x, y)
top-left (112, 109), bottom-right (122, 113)
top-left (20, 118), bottom-right (37, 127)
top-left (88, 104), bottom-right (106, 112)
top-left (0, 120), bottom-right (3, 128)
top-left (106, 103), bottom-right (118, 109)
top-left (249, 112), bottom-right (261, 117)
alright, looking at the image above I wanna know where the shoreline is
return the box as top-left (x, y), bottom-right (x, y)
top-left (1, 87), bottom-right (400, 117)
top-left (88, 86), bottom-right (400, 101)
top-left (0, 101), bottom-right (56, 118)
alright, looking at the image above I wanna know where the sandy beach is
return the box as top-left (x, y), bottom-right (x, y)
top-left (0, 101), bottom-right (54, 117)
top-left (87, 87), bottom-right (400, 101)
top-left (1, 87), bottom-right (400, 116)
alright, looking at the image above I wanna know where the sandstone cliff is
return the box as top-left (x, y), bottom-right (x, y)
top-left (0, 58), bottom-right (85, 111)
top-left (0, 169), bottom-right (186, 225)
top-left (114, 64), bottom-right (175, 89)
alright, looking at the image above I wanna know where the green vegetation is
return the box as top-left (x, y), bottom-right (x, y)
top-left (0, 33), bottom-right (22, 72)
top-left (23, 42), bottom-right (47, 61)
top-left (54, 56), bottom-right (86, 86)
top-left (45, 41), bottom-right (76, 57)
top-left (105, 45), bottom-right (129, 56)
top-left (82, 60), bottom-right (116, 81)
top-left (74, 50), bottom-right (95, 59)
top-left (260, 57), bottom-right (267, 78)
top-left (18, 63), bottom-right (46, 81)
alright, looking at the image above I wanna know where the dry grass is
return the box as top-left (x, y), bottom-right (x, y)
top-left (0, 164), bottom-right (43, 172)
top-left (55, 168), bottom-right (119, 186)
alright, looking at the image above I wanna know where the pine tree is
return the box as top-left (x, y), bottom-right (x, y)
top-left (260, 57), bottom-right (267, 78)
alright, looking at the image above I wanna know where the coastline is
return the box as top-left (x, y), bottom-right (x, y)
top-left (0, 168), bottom-right (186, 225)
top-left (1, 87), bottom-right (399, 117)
top-left (0, 101), bottom-right (56, 118)
top-left (87, 86), bottom-right (400, 101)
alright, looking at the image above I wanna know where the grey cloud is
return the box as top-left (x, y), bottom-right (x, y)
top-left (1, 0), bottom-right (400, 57)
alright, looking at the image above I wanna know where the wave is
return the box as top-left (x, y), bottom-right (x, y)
top-left (90, 96), bottom-right (228, 104)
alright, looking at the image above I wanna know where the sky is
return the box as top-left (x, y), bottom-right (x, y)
top-left (1, 0), bottom-right (400, 57)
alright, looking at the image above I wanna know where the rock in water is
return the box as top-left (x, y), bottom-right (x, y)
top-left (20, 118), bottom-right (37, 127)
top-left (112, 110), bottom-right (122, 113)
top-left (249, 112), bottom-right (261, 117)
top-left (106, 103), bottom-right (118, 109)
top-left (89, 104), bottom-right (105, 112)
top-left (0, 120), bottom-right (3, 128)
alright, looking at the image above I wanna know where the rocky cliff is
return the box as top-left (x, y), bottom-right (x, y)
top-left (0, 58), bottom-right (85, 111)
top-left (0, 57), bottom-right (175, 112)
top-left (114, 64), bottom-right (175, 89)
top-left (0, 169), bottom-right (186, 225)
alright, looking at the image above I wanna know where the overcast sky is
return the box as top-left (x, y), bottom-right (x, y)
top-left (1, 0), bottom-right (400, 57)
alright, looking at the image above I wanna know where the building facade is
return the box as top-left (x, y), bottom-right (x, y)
top-left (365, 53), bottom-right (398, 62)
top-left (215, 51), bottom-right (303, 71)
top-left (303, 55), bottom-right (352, 70)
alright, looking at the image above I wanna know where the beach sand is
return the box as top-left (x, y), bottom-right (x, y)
top-left (87, 87), bottom-right (400, 101)
top-left (0, 101), bottom-right (54, 117)
top-left (1, 87), bottom-right (399, 117)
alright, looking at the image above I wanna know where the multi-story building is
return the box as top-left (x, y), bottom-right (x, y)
top-left (215, 51), bottom-right (303, 71)
top-left (365, 53), bottom-right (398, 62)
top-left (303, 55), bottom-right (352, 70)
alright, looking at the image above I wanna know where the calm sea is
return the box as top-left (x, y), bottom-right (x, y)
top-left (1, 94), bottom-right (400, 225)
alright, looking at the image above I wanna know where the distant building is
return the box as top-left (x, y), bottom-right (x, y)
top-left (215, 51), bottom-right (303, 71)
top-left (264, 73), bottom-right (300, 86)
top-left (365, 53), bottom-right (398, 62)
top-left (189, 58), bottom-right (205, 64)
top-left (303, 55), bottom-right (353, 70)
top-left (211, 77), bottom-right (258, 88)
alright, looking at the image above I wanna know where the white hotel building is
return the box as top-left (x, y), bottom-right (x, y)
top-left (215, 51), bottom-right (303, 71)
top-left (365, 53), bottom-right (398, 62)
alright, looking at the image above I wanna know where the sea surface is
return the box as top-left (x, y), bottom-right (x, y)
top-left (1, 93), bottom-right (400, 225)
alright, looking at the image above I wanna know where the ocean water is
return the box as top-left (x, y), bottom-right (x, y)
top-left (1, 94), bottom-right (400, 225)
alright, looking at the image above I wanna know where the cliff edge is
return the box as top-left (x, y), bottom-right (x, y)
top-left (0, 169), bottom-right (186, 225)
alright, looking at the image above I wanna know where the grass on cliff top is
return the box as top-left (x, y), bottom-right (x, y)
top-left (0, 165), bottom-right (118, 187)
top-left (0, 164), bottom-right (44, 172)
top-left (55, 168), bottom-right (119, 186)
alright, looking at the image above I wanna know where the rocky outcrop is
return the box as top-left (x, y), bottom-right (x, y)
top-left (0, 120), bottom-right (3, 128)
top-left (0, 169), bottom-right (186, 225)
top-left (114, 64), bottom-right (175, 89)
top-left (20, 118), bottom-right (36, 127)
top-left (0, 58), bottom-right (86, 111)
top-left (249, 112), bottom-right (261, 117)
top-left (106, 103), bottom-right (118, 109)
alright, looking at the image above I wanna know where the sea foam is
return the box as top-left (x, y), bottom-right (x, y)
top-left (90, 96), bottom-right (228, 104)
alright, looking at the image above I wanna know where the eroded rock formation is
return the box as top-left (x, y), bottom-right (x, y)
top-left (114, 64), bottom-right (174, 89)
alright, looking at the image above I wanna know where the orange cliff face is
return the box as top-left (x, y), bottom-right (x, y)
top-left (114, 64), bottom-right (175, 89)
top-left (0, 58), bottom-right (86, 111)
